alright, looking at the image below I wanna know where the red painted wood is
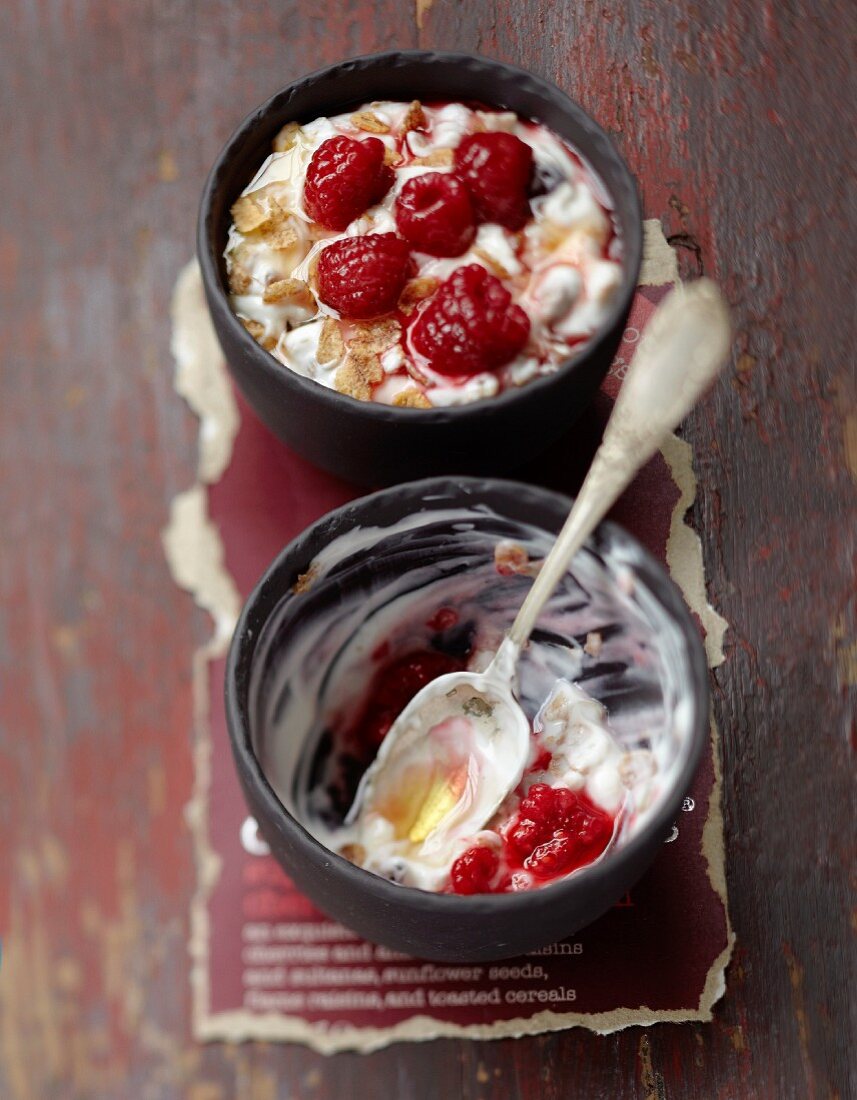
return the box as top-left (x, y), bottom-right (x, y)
top-left (0, 2), bottom-right (853, 1097)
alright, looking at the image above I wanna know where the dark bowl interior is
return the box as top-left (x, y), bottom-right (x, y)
top-left (199, 51), bottom-right (643, 486)
top-left (226, 478), bottom-right (708, 961)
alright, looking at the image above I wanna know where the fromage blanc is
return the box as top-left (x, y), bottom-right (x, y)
top-left (225, 100), bottom-right (624, 407)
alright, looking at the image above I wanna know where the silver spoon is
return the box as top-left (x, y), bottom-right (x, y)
top-left (346, 279), bottom-right (731, 865)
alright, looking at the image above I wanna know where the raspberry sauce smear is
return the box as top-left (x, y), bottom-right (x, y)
top-left (450, 783), bottom-right (615, 895)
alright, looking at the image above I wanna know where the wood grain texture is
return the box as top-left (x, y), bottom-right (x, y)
top-left (0, 1), bottom-right (853, 1097)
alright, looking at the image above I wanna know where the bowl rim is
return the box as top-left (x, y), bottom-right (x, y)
top-left (225, 476), bottom-right (710, 915)
top-left (198, 49), bottom-right (644, 423)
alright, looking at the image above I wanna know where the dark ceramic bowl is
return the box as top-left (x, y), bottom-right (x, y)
top-left (199, 51), bottom-right (643, 486)
top-left (225, 478), bottom-right (708, 962)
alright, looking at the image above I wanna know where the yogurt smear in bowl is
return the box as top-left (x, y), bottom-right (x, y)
top-left (225, 100), bottom-right (624, 408)
top-left (251, 503), bottom-right (696, 897)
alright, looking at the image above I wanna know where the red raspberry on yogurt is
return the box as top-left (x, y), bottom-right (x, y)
top-left (317, 233), bottom-right (411, 319)
top-left (304, 135), bottom-right (393, 231)
top-left (394, 172), bottom-right (476, 257)
top-left (411, 264), bottom-right (530, 376)
top-left (454, 131), bottom-right (534, 230)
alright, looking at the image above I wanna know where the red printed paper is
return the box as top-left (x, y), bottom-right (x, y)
top-left (165, 229), bottom-right (732, 1050)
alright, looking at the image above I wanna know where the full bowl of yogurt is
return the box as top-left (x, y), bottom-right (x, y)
top-left (199, 51), bottom-right (642, 485)
top-left (225, 478), bottom-right (708, 961)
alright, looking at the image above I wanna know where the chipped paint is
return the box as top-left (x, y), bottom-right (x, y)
top-left (158, 149), bottom-right (179, 182)
top-left (783, 945), bottom-right (813, 1095)
top-left (835, 640), bottom-right (857, 689)
top-left (637, 1033), bottom-right (661, 1100)
top-left (50, 623), bottom-right (82, 659)
top-left (186, 1085), bottom-right (226, 1100)
top-left (162, 486), bottom-right (241, 652)
top-left (830, 615), bottom-right (857, 690)
top-left (414, 0), bottom-right (435, 30)
top-left (640, 218), bottom-right (680, 286)
top-left (63, 384), bottom-right (87, 409)
top-left (661, 435), bottom-right (728, 669)
top-left (844, 410), bottom-right (857, 484)
top-left (171, 261), bottom-right (239, 485)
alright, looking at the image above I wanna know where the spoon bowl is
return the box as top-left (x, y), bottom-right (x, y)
top-left (346, 639), bottom-right (529, 874)
top-left (227, 475), bottom-right (712, 958)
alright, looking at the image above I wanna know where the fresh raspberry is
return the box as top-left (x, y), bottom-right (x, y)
top-left (574, 810), bottom-right (613, 850)
top-left (506, 817), bottom-right (547, 858)
top-left (410, 264), bottom-right (529, 376)
top-left (553, 789), bottom-right (612, 851)
top-left (454, 132), bottom-right (534, 230)
top-left (394, 172), bottom-right (476, 257)
top-left (450, 845), bottom-right (498, 895)
top-left (524, 829), bottom-right (579, 878)
top-left (373, 650), bottom-right (463, 710)
top-left (505, 785), bottom-right (613, 881)
top-left (518, 783), bottom-right (555, 824)
top-left (316, 233), bottom-right (411, 320)
top-left (550, 786), bottom-right (578, 824)
top-left (304, 135), bottom-right (393, 231)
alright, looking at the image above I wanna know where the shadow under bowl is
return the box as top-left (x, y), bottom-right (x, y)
top-left (199, 50), bottom-right (642, 486)
top-left (225, 478), bottom-right (708, 962)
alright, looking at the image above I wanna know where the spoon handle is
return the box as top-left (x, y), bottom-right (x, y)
top-left (506, 278), bottom-right (731, 650)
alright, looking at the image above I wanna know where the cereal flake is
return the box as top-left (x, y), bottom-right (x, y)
top-left (231, 193), bottom-right (270, 233)
top-left (240, 317), bottom-right (265, 341)
top-left (474, 247), bottom-right (513, 280)
top-left (494, 540), bottom-right (530, 576)
top-left (261, 217), bottom-right (299, 252)
top-left (272, 121), bottom-right (301, 152)
top-left (350, 318), bottom-right (401, 354)
top-left (392, 387), bottom-right (432, 409)
top-left (317, 319), bottom-right (345, 365)
top-left (413, 147), bottom-right (454, 167)
top-left (262, 277), bottom-right (311, 305)
top-left (351, 111), bottom-right (390, 134)
top-left (228, 263), bottom-right (253, 295)
top-left (334, 346), bottom-right (383, 401)
top-left (292, 564), bottom-right (319, 594)
top-left (398, 276), bottom-right (439, 314)
top-left (401, 100), bottom-right (427, 134)
top-left (339, 843), bottom-right (367, 865)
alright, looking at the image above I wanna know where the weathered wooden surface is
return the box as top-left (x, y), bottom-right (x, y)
top-left (0, 1), bottom-right (853, 1097)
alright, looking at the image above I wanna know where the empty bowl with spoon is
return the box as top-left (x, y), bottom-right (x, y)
top-left (225, 281), bottom-right (730, 959)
